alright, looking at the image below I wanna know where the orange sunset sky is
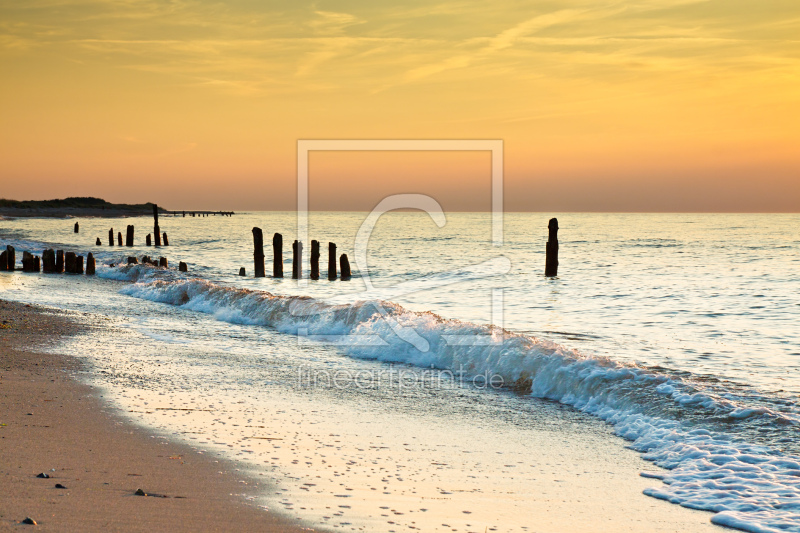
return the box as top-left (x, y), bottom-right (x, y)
top-left (1, 0), bottom-right (798, 212)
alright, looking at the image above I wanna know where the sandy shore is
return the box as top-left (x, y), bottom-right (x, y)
top-left (0, 299), bottom-right (312, 532)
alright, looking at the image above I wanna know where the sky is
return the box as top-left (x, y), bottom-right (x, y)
top-left (1, 0), bottom-right (798, 212)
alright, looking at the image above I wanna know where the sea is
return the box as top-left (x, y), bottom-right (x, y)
top-left (1, 212), bottom-right (798, 533)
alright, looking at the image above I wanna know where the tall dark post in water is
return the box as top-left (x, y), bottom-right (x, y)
top-left (117, 232), bottom-right (123, 246)
top-left (56, 250), bottom-right (64, 273)
top-left (252, 227), bottom-right (266, 278)
top-left (86, 253), bottom-right (96, 275)
top-left (74, 222), bottom-right (79, 233)
top-left (328, 243), bottom-right (337, 280)
top-left (273, 233), bottom-right (283, 278)
top-left (146, 234), bottom-right (152, 246)
top-left (153, 204), bottom-right (162, 246)
top-left (0, 250), bottom-right (7, 271)
top-left (6, 246), bottom-right (15, 271)
top-left (126, 225), bottom-right (134, 247)
top-left (339, 254), bottom-right (351, 281)
top-left (108, 229), bottom-right (114, 246)
top-left (162, 232), bottom-right (169, 246)
top-left (42, 249), bottom-right (55, 273)
top-left (292, 240), bottom-right (303, 279)
top-left (95, 238), bottom-right (101, 246)
top-left (545, 218), bottom-right (559, 277)
top-left (64, 252), bottom-right (76, 274)
top-left (310, 240), bottom-right (320, 280)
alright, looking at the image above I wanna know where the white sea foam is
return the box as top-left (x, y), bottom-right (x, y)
top-left (96, 264), bottom-right (800, 532)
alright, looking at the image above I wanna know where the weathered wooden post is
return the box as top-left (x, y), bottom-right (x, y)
top-left (239, 267), bottom-right (246, 276)
top-left (179, 261), bottom-right (188, 272)
top-left (310, 240), bottom-right (320, 280)
top-left (545, 218), bottom-right (559, 277)
top-left (272, 233), bottom-right (283, 278)
top-left (292, 240), bottom-right (303, 279)
top-left (22, 251), bottom-right (33, 272)
top-left (64, 252), bottom-right (77, 273)
top-left (86, 253), bottom-right (96, 275)
top-left (328, 243), bottom-right (337, 280)
top-left (56, 250), bottom-right (64, 273)
top-left (153, 204), bottom-right (162, 246)
top-left (126, 225), bottom-right (134, 247)
top-left (117, 232), bottom-right (123, 246)
top-left (146, 234), bottom-right (152, 246)
top-left (75, 255), bottom-right (84, 274)
top-left (339, 254), bottom-right (351, 280)
top-left (162, 232), bottom-right (169, 246)
top-left (95, 238), bottom-right (101, 246)
top-left (74, 222), bottom-right (79, 233)
top-left (252, 227), bottom-right (266, 278)
top-left (127, 256), bottom-right (138, 265)
top-left (6, 246), bottom-right (15, 271)
top-left (42, 249), bottom-right (55, 273)
top-left (34, 256), bottom-right (40, 272)
top-left (159, 257), bottom-right (168, 268)
top-left (109, 228), bottom-right (114, 246)
top-left (0, 250), bottom-right (8, 271)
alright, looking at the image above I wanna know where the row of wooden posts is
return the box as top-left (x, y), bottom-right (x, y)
top-left (250, 229), bottom-right (352, 281)
top-left (1, 244), bottom-right (189, 275)
top-left (90, 227), bottom-right (170, 247)
top-left (0, 245), bottom-right (97, 275)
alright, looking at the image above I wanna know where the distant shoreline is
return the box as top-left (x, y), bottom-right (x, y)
top-left (0, 207), bottom-right (156, 219)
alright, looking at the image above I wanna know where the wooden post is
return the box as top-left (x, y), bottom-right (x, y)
top-left (65, 252), bottom-right (76, 273)
top-left (86, 253), bottom-right (96, 275)
top-left (272, 233), bottom-right (283, 278)
top-left (74, 222), bottom-right (79, 233)
top-left (117, 232), bottom-right (123, 246)
top-left (159, 257), bottom-right (168, 268)
top-left (126, 225), bottom-right (134, 247)
top-left (153, 204), bottom-right (161, 246)
top-left (0, 250), bottom-right (7, 271)
top-left (6, 246), bottom-right (15, 271)
top-left (76, 255), bottom-right (84, 274)
top-left (42, 249), bottom-right (55, 273)
top-left (108, 229), bottom-right (114, 246)
top-left (252, 227), bottom-right (266, 278)
top-left (146, 234), bottom-right (152, 246)
top-left (56, 250), bottom-right (64, 273)
top-left (239, 267), bottom-right (246, 276)
top-left (22, 251), bottom-right (33, 272)
top-left (328, 243), bottom-right (337, 280)
top-left (34, 256), bottom-right (40, 272)
top-left (340, 254), bottom-right (351, 280)
top-left (545, 218), bottom-right (559, 277)
top-left (310, 240), bottom-right (320, 280)
top-left (127, 256), bottom-right (138, 265)
top-left (179, 261), bottom-right (188, 272)
top-left (95, 238), bottom-right (101, 246)
top-left (292, 240), bottom-right (302, 279)
top-left (162, 232), bottom-right (169, 246)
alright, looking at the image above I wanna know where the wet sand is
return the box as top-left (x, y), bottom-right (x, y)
top-left (0, 299), bottom-right (312, 532)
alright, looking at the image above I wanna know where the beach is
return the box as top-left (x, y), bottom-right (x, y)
top-left (0, 299), bottom-right (307, 532)
top-left (1, 212), bottom-right (799, 532)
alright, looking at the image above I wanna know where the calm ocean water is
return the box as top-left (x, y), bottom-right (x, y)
top-left (1, 212), bottom-right (798, 532)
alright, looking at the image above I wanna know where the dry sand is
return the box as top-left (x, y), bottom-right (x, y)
top-left (0, 299), bottom-right (312, 532)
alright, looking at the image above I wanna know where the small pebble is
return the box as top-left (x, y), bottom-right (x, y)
top-left (134, 488), bottom-right (147, 496)
top-left (22, 517), bottom-right (37, 525)
top-left (36, 473), bottom-right (49, 479)
top-left (55, 483), bottom-right (67, 489)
